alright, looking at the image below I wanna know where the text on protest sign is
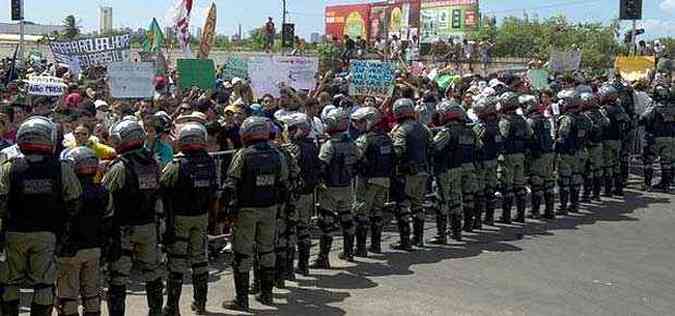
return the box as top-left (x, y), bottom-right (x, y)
top-left (221, 56), bottom-right (249, 81)
top-left (176, 59), bottom-right (216, 91)
top-left (248, 56), bottom-right (318, 97)
top-left (349, 60), bottom-right (395, 98)
top-left (107, 62), bottom-right (155, 98)
top-left (548, 49), bottom-right (582, 73)
top-left (49, 34), bottom-right (131, 68)
top-left (26, 76), bottom-right (67, 96)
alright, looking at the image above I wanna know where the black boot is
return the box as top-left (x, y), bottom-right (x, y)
top-left (256, 267), bottom-right (275, 306)
top-left (222, 272), bottom-right (249, 311)
top-left (412, 218), bottom-right (425, 247)
top-left (250, 257), bottom-right (261, 294)
top-left (107, 285), bottom-right (127, 316)
top-left (309, 236), bottom-right (332, 269)
top-left (355, 225), bottom-right (368, 257)
top-left (429, 213), bottom-right (447, 245)
top-left (603, 176), bottom-right (614, 197)
top-left (463, 207), bottom-right (474, 232)
top-left (29, 303), bottom-right (52, 316)
top-left (368, 222), bottom-right (383, 253)
top-left (450, 214), bottom-right (462, 241)
top-left (286, 246), bottom-right (296, 281)
top-left (529, 194), bottom-right (541, 219)
top-left (543, 192), bottom-right (555, 220)
top-left (515, 195), bottom-right (526, 223)
top-left (613, 175), bottom-right (624, 196)
top-left (191, 272), bottom-right (208, 315)
top-left (391, 219), bottom-right (413, 251)
top-left (163, 273), bottom-right (183, 316)
top-left (558, 189), bottom-right (569, 215)
top-left (1, 300), bottom-right (19, 316)
top-left (570, 187), bottom-right (580, 213)
top-left (295, 242), bottom-right (311, 276)
top-left (338, 233), bottom-right (355, 262)
top-left (500, 195), bottom-right (512, 224)
top-left (473, 198), bottom-right (484, 230)
top-left (146, 278), bottom-right (164, 316)
top-left (484, 198), bottom-right (495, 226)
top-left (582, 177), bottom-right (592, 203)
top-left (643, 168), bottom-right (653, 191)
top-left (592, 177), bottom-right (602, 201)
top-left (275, 251), bottom-right (287, 289)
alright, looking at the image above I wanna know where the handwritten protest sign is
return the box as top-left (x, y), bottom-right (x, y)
top-left (527, 69), bottom-right (550, 91)
top-left (615, 56), bottom-right (655, 81)
top-left (349, 60), bottom-right (395, 98)
top-left (221, 56), bottom-right (249, 81)
top-left (26, 76), bottom-right (67, 96)
top-left (176, 59), bottom-right (216, 91)
top-left (49, 34), bottom-right (131, 68)
top-left (548, 49), bottom-right (582, 73)
top-left (248, 56), bottom-right (318, 97)
top-left (108, 62), bottom-right (155, 98)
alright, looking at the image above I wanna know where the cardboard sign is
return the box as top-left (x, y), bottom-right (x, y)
top-left (176, 59), bottom-right (216, 91)
top-left (548, 49), bottom-right (582, 73)
top-left (349, 60), bottom-right (395, 98)
top-left (615, 56), bottom-right (656, 82)
top-left (49, 34), bottom-right (131, 68)
top-left (108, 62), bottom-right (155, 98)
top-left (26, 76), bottom-right (66, 96)
top-left (221, 56), bottom-right (249, 81)
top-left (248, 56), bottom-right (318, 97)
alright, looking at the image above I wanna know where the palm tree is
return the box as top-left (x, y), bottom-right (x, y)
top-left (62, 15), bottom-right (80, 39)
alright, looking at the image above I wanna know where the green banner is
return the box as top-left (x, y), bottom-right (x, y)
top-left (176, 59), bottom-right (215, 91)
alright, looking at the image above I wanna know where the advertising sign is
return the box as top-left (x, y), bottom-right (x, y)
top-left (325, 4), bottom-right (371, 41)
top-left (420, 0), bottom-right (479, 43)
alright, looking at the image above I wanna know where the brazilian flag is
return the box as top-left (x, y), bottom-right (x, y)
top-left (143, 18), bottom-right (164, 52)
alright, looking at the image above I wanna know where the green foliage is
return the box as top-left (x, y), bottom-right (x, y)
top-left (317, 41), bottom-right (341, 73)
top-left (62, 15), bottom-right (80, 40)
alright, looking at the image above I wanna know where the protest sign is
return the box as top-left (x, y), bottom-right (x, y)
top-left (108, 62), bottom-right (155, 98)
top-left (139, 52), bottom-right (168, 75)
top-left (248, 56), bottom-right (319, 97)
top-left (349, 60), bottom-right (395, 98)
top-left (176, 59), bottom-right (216, 91)
top-left (49, 34), bottom-right (131, 68)
top-left (221, 56), bottom-right (249, 81)
top-left (615, 56), bottom-right (655, 82)
top-left (26, 76), bottom-right (67, 96)
top-left (548, 49), bottom-right (582, 73)
top-left (527, 69), bottom-right (550, 91)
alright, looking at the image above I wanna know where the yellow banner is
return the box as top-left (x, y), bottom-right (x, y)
top-left (198, 3), bottom-right (217, 59)
top-left (614, 56), bottom-right (655, 81)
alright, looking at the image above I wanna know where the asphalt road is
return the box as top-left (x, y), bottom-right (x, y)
top-left (17, 180), bottom-right (675, 315)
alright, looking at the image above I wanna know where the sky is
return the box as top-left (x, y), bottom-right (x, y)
top-left (1, 0), bottom-right (674, 39)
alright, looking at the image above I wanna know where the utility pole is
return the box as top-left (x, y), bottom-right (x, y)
top-left (631, 19), bottom-right (637, 56)
top-left (282, 0), bottom-right (287, 56)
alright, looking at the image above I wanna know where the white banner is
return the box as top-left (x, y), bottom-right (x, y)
top-left (549, 49), bottom-right (582, 73)
top-left (49, 34), bottom-right (131, 68)
top-left (248, 56), bottom-right (318, 97)
top-left (107, 62), bottom-right (155, 98)
top-left (26, 76), bottom-right (67, 96)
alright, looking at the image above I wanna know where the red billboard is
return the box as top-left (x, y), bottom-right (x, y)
top-left (325, 4), bottom-right (371, 41)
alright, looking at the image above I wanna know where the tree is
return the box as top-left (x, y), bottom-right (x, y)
top-left (62, 15), bottom-right (80, 40)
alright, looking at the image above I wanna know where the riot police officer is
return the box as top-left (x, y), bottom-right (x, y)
top-left (280, 113), bottom-right (320, 276)
top-left (581, 92), bottom-right (609, 201)
top-left (473, 96), bottom-right (503, 226)
top-left (390, 98), bottom-right (432, 250)
top-left (599, 85), bottom-right (631, 197)
top-left (639, 85), bottom-right (675, 192)
top-left (522, 95), bottom-right (556, 219)
top-left (555, 90), bottom-right (584, 214)
top-left (160, 122), bottom-right (217, 315)
top-left (351, 107), bottom-right (395, 255)
top-left (222, 117), bottom-right (289, 310)
top-left (57, 147), bottom-right (109, 316)
top-left (497, 92), bottom-right (531, 223)
top-left (572, 93), bottom-right (593, 207)
top-left (312, 108), bottom-right (358, 266)
top-left (0, 116), bottom-right (82, 316)
top-left (102, 118), bottom-right (164, 316)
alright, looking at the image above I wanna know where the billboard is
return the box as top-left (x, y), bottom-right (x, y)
top-left (370, 0), bottom-right (421, 41)
top-left (420, 0), bottom-right (479, 43)
top-left (325, 4), bottom-right (371, 41)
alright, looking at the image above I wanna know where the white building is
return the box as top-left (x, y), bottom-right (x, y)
top-left (99, 6), bottom-right (113, 34)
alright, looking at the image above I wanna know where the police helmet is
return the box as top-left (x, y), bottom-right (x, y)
top-left (177, 122), bottom-right (208, 152)
top-left (473, 96), bottom-right (498, 119)
top-left (652, 85), bottom-right (671, 103)
top-left (240, 116), bottom-right (270, 145)
top-left (598, 84), bottom-right (618, 102)
top-left (518, 94), bottom-right (538, 114)
top-left (16, 116), bottom-right (57, 155)
top-left (392, 98), bottom-right (416, 120)
top-left (149, 111), bottom-right (172, 134)
top-left (498, 92), bottom-right (520, 112)
top-left (351, 107), bottom-right (381, 131)
top-left (65, 146), bottom-right (99, 175)
top-left (436, 99), bottom-right (465, 125)
top-left (282, 112), bottom-right (311, 140)
top-left (109, 118), bottom-right (146, 154)
top-left (579, 92), bottom-right (598, 110)
top-left (557, 89), bottom-right (580, 113)
top-left (324, 108), bottom-right (350, 134)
